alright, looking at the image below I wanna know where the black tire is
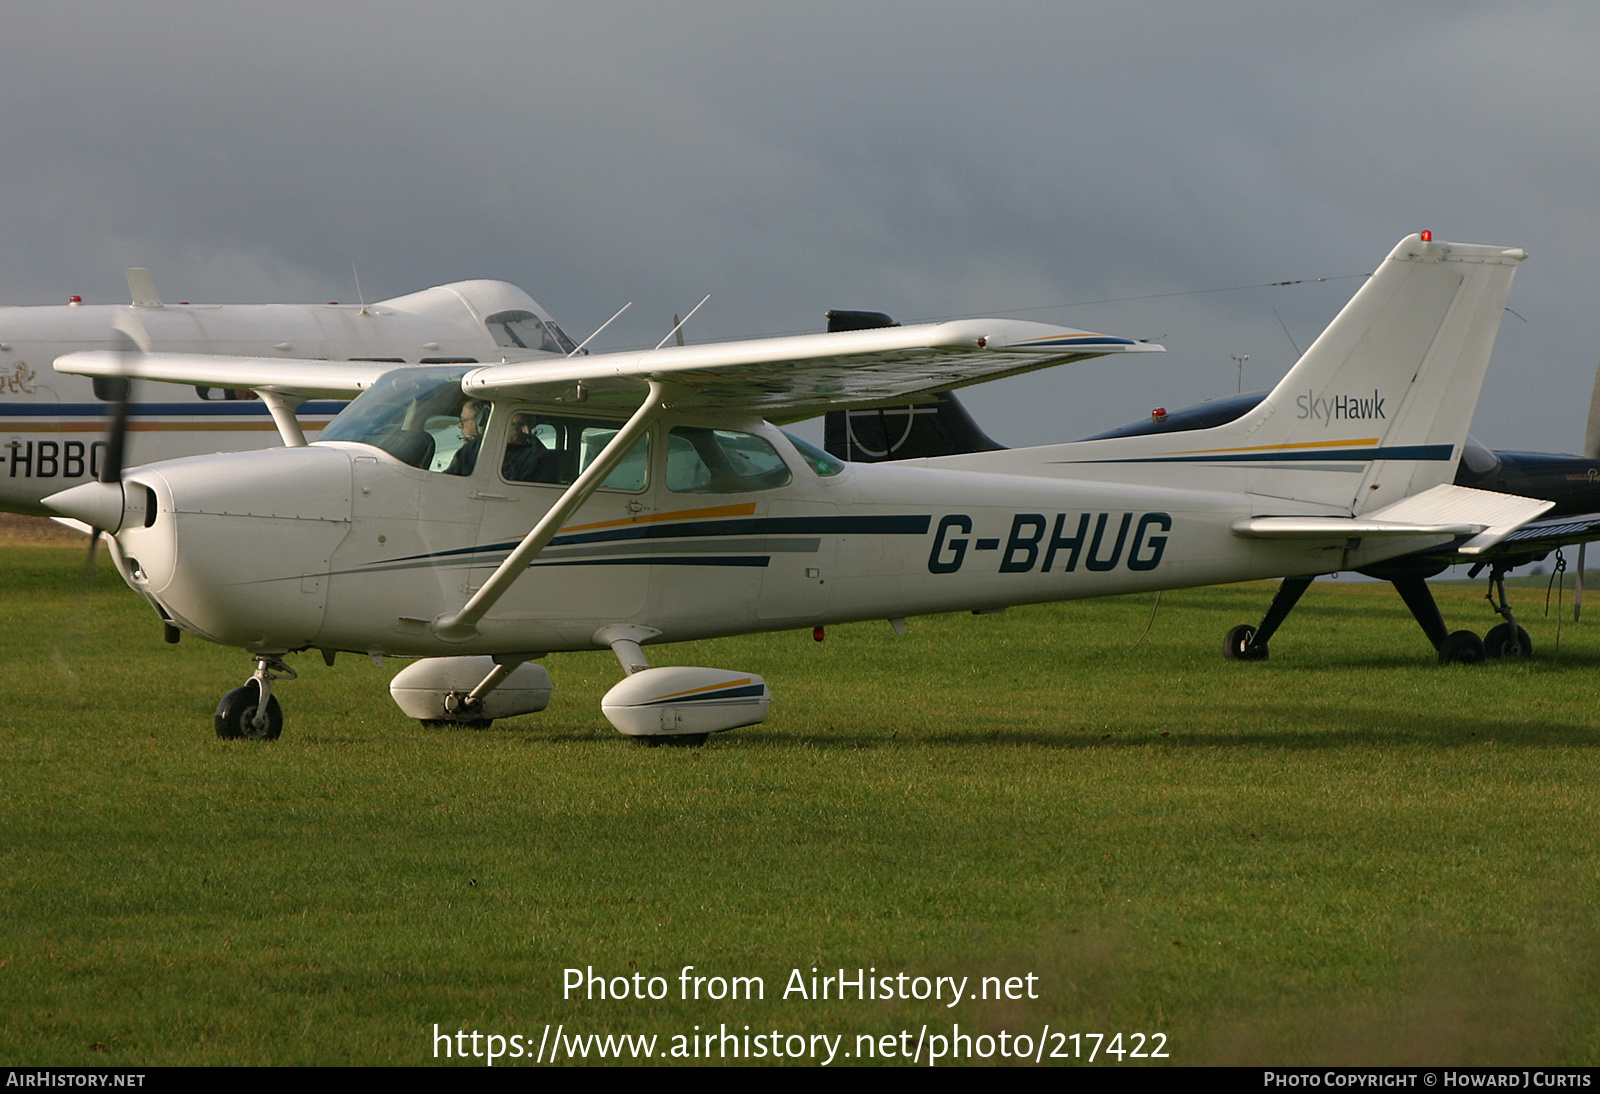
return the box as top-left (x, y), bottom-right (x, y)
top-left (661, 734), bottom-right (709, 747)
top-left (1484, 623), bottom-right (1533, 659)
top-left (420, 718), bottom-right (494, 729)
top-left (1224, 623), bottom-right (1267, 661)
top-left (1438, 630), bottom-right (1487, 665)
top-left (215, 681), bottom-right (283, 740)
top-left (635, 733), bottom-right (709, 748)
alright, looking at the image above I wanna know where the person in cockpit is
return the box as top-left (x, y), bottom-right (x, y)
top-left (446, 398), bottom-right (488, 475)
top-left (502, 411), bottom-right (558, 483)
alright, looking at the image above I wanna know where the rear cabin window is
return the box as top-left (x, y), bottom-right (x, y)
top-left (666, 427), bottom-right (792, 494)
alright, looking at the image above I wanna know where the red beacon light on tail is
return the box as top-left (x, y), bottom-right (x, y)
top-left (1151, 407), bottom-right (1168, 423)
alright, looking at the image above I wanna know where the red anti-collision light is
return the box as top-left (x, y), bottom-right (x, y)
top-left (1421, 230), bottom-right (1432, 242)
top-left (68, 295), bottom-right (82, 305)
top-left (1152, 407), bottom-right (1168, 422)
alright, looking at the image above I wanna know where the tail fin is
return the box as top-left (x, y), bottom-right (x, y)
top-left (820, 307), bottom-right (1006, 461)
top-left (1247, 234), bottom-right (1525, 511)
top-left (825, 391), bottom-right (1006, 461)
top-left (1073, 234), bottom-right (1524, 513)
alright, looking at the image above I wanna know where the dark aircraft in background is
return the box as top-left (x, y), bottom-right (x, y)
top-left (819, 310), bottom-right (1600, 665)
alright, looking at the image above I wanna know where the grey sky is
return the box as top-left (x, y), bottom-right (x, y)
top-left (1, 2), bottom-right (1593, 448)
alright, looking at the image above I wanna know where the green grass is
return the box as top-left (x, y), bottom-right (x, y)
top-left (3, 548), bottom-right (1599, 1066)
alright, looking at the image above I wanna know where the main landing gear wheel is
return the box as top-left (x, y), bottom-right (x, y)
top-left (1223, 624), bottom-right (1268, 661)
top-left (1484, 623), bottom-right (1533, 659)
top-left (215, 681), bottom-right (283, 740)
top-left (634, 734), bottom-right (710, 748)
top-left (1438, 630), bottom-right (1487, 665)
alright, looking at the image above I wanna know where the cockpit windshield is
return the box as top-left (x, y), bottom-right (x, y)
top-left (484, 309), bottom-right (580, 355)
top-left (317, 366), bottom-right (486, 473)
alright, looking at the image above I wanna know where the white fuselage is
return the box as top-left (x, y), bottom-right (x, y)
top-left (105, 415), bottom-right (1428, 658)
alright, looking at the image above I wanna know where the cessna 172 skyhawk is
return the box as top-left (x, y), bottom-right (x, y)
top-left (45, 234), bottom-right (1538, 744)
top-left (0, 269), bottom-right (576, 514)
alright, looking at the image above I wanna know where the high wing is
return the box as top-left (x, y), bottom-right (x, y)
top-left (55, 318), bottom-right (1159, 418)
top-left (464, 319), bottom-right (1159, 419)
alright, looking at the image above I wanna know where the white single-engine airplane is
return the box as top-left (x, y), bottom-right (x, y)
top-left (46, 234), bottom-right (1536, 744)
top-left (0, 269), bottom-right (576, 514)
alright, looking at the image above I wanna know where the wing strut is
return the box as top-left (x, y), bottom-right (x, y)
top-left (257, 390), bottom-right (308, 447)
top-left (431, 380), bottom-right (680, 641)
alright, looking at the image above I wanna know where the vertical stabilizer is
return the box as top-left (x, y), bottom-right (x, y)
top-left (1216, 234), bottom-right (1524, 511)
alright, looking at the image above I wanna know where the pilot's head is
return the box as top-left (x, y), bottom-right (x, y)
top-left (458, 399), bottom-right (486, 440)
top-left (508, 411), bottom-right (535, 446)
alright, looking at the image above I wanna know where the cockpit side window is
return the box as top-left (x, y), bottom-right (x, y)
top-left (500, 410), bottom-right (649, 491)
top-left (317, 366), bottom-right (491, 473)
top-left (484, 309), bottom-right (580, 355)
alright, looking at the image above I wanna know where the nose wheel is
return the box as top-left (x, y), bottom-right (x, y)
top-left (215, 654), bottom-right (294, 740)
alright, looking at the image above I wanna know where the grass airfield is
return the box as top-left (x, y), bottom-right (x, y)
top-left (3, 543), bottom-right (1600, 1067)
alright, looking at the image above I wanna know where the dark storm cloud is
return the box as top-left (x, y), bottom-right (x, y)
top-left (0, 2), bottom-right (1594, 446)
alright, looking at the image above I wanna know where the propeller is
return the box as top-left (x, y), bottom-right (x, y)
top-left (77, 311), bottom-right (142, 588)
top-left (49, 310), bottom-right (142, 674)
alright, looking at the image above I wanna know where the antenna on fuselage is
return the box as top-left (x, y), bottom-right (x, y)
top-left (351, 262), bottom-right (368, 315)
top-left (125, 268), bottom-right (161, 308)
top-left (567, 301), bottom-right (633, 357)
top-left (655, 295), bottom-right (710, 350)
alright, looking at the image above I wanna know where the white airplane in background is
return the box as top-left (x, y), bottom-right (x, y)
top-left (46, 235), bottom-right (1537, 745)
top-left (0, 268), bottom-right (578, 514)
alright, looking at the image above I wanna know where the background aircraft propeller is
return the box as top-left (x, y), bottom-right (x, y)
top-left (1578, 353), bottom-right (1600, 620)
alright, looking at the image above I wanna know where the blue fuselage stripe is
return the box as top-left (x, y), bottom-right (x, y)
top-left (1071, 444), bottom-right (1454, 465)
top-left (374, 514), bottom-right (933, 566)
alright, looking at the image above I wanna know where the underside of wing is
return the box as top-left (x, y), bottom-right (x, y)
top-left (461, 319), bottom-right (1161, 418)
top-left (53, 351), bottom-right (399, 398)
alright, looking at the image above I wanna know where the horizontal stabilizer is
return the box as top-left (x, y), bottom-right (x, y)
top-left (1232, 485), bottom-right (1553, 553)
top-left (1368, 484), bottom-right (1554, 553)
